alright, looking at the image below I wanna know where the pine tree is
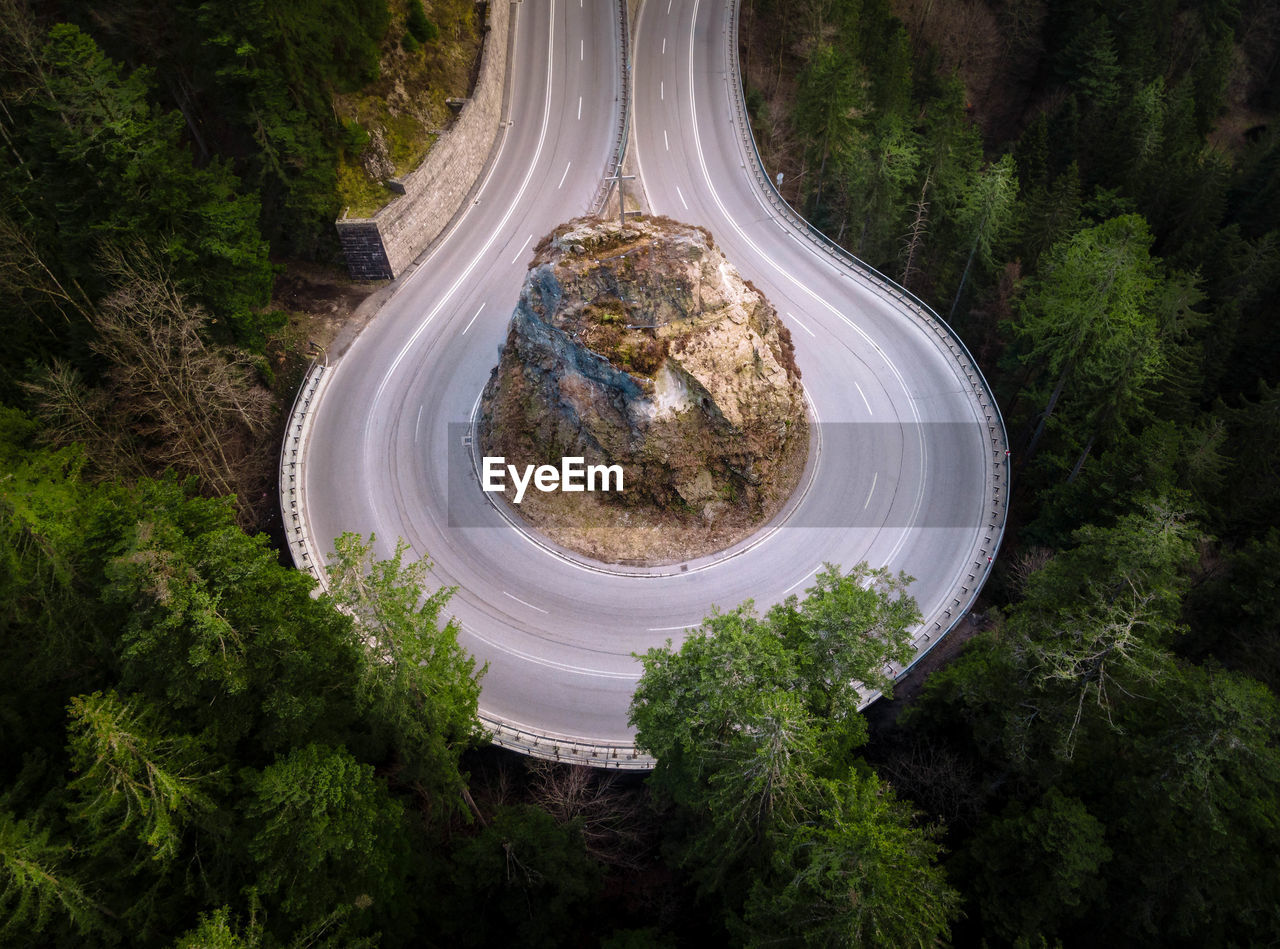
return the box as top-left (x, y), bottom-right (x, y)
top-left (0, 810), bottom-right (106, 940)
top-left (66, 690), bottom-right (220, 863)
top-left (326, 533), bottom-right (485, 804)
top-left (949, 154), bottom-right (1019, 320)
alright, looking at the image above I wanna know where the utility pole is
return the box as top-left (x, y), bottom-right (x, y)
top-left (603, 170), bottom-right (640, 230)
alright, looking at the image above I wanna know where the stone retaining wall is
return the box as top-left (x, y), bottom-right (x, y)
top-left (337, 0), bottom-right (511, 280)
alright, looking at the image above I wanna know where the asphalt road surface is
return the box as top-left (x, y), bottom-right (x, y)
top-left (299, 0), bottom-right (1003, 761)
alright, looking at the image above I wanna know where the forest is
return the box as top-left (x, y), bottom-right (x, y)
top-left (1, 0), bottom-right (1278, 945)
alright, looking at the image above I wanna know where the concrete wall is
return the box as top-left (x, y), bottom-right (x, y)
top-left (337, 0), bottom-right (510, 280)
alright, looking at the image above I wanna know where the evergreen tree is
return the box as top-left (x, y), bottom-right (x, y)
top-left (742, 770), bottom-right (957, 948)
top-left (244, 742), bottom-right (408, 932)
top-left (631, 565), bottom-right (955, 943)
top-left (948, 154), bottom-right (1019, 320)
top-left (65, 691), bottom-right (220, 863)
top-left (1014, 215), bottom-right (1174, 475)
top-left (964, 789), bottom-right (1111, 941)
top-left (0, 18), bottom-right (275, 348)
top-left (439, 805), bottom-right (602, 949)
top-left (326, 533), bottom-right (485, 805)
top-left (0, 810), bottom-right (105, 941)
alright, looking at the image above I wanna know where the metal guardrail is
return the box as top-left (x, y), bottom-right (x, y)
top-left (279, 358), bottom-right (330, 586)
top-left (723, 0), bottom-right (1010, 694)
top-left (591, 0), bottom-right (632, 214)
top-left (485, 719), bottom-right (653, 769)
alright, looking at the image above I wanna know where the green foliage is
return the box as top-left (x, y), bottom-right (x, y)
top-left (1014, 215), bottom-right (1198, 477)
top-left (66, 691), bottom-right (220, 863)
top-left (743, 770), bottom-right (957, 948)
top-left (0, 418), bottom-right (363, 769)
top-left (748, 2), bottom-right (1280, 943)
top-left (0, 426), bottom-right (462, 945)
top-left (632, 564), bottom-right (919, 811)
top-left (188, 0), bottom-right (390, 254)
top-left (770, 563), bottom-right (920, 717)
top-left (905, 506), bottom-right (1280, 943)
top-left (0, 809), bottom-right (104, 940)
top-left (972, 501), bottom-right (1196, 760)
top-left (1060, 16), bottom-right (1122, 108)
top-left (965, 789), bottom-right (1111, 940)
top-left (105, 483), bottom-right (364, 757)
top-left (949, 154), bottom-right (1019, 318)
top-left (326, 533), bottom-right (485, 804)
top-left (170, 906), bottom-right (262, 949)
top-left (1094, 665), bottom-right (1280, 942)
top-left (342, 118), bottom-right (371, 155)
top-left (793, 43), bottom-right (867, 221)
top-left (440, 805), bottom-right (602, 949)
top-left (244, 742), bottom-right (407, 926)
top-left (405, 0), bottom-right (437, 44)
top-left (1184, 529), bottom-right (1280, 691)
top-left (0, 21), bottom-right (276, 352)
top-left (631, 565), bottom-right (955, 943)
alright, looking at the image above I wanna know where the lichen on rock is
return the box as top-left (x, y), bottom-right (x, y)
top-left (478, 215), bottom-right (810, 564)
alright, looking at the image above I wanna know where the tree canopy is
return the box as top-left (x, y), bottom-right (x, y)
top-left (631, 565), bottom-right (958, 946)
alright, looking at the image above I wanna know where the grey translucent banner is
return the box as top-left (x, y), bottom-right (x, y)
top-left (446, 421), bottom-right (994, 528)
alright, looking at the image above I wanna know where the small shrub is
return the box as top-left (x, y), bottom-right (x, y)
top-left (342, 119), bottom-right (371, 154)
top-left (401, 32), bottom-right (420, 53)
top-left (406, 0), bottom-right (439, 43)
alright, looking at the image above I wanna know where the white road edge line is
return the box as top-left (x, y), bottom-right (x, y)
top-left (786, 311), bottom-right (815, 337)
top-left (510, 233), bottom-right (533, 264)
top-left (558, 160), bottom-right (572, 189)
top-left (854, 380), bottom-right (873, 415)
top-left (783, 568), bottom-right (816, 595)
top-left (461, 624), bottom-right (635, 678)
top-left (462, 301), bottom-right (485, 334)
top-left (648, 624), bottom-right (693, 632)
top-left (503, 591), bottom-right (549, 614)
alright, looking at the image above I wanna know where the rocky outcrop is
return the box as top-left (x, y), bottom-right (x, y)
top-left (479, 216), bottom-right (808, 547)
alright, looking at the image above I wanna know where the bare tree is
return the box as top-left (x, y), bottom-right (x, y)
top-left (0, 214), bottom-right (95, 332)
top-left (900, 172), bottom-right (931, 290)
top-left (23, 361), bottom-right (142, 480)
top-left (525, 761), bottom-right (654, 869)
top-left (881, 738), bottom-right (983, 826)
top-left (25, 246), bottom-right (273, 522)
top-left (1009, 545), bottom-right (1054, 594)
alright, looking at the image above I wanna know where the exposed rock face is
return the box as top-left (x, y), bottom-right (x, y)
top-left (479, 216), bottom-right (808, 560)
